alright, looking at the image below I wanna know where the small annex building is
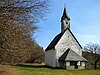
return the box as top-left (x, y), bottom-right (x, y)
top-left (45, 7), bottom-right (87, 70)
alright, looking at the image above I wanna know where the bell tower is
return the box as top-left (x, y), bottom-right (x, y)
top-left (61, 7), bottom-right (70, 32)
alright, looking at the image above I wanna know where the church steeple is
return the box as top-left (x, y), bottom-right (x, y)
top-left (61, 7), bottom-right (70, 32)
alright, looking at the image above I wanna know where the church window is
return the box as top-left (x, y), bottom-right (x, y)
top-left (66, 22), bottom-right (68, 24)
top-left (68, 36), bottom-right (69, 39)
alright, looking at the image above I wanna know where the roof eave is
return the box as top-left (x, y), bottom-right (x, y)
top-left (45, 47), bottom-right (55, 51)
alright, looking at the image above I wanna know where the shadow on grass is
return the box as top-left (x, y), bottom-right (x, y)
top-left (15, 63), bottom-right (56, 69)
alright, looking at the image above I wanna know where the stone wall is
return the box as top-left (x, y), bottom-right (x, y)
top-left (78, 66), bottom-right (85, 69)
top-left (66, 65), bottom-right (85, 70)
top-left (66, 66), bottom-right (75, 70)
top-left (55, 30), bottom-right (82, 67)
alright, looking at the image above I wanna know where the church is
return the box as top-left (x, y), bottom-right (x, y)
top-left (45, 7), bottom-right (87, 70)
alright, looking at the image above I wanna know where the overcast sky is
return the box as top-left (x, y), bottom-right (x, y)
top-left (34, 0), bottom-right (100, 49)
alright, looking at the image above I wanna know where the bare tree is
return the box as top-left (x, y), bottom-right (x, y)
top-left (84, 43), bottom-right (100, 69)
top-left (0, 0), bottom-right (49, 64)
top-left (26, 43), bottom-right (45, 63)
top-left (0, 0), bottom-right (48, 34)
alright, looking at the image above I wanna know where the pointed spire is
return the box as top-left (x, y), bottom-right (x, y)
top-left (61, 6), bottom-right (70, 21)
top-left (61, 6), bottom-right (70, 32)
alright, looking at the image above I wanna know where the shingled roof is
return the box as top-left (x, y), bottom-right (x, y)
top-left (45, 28), bottom-right (82, 51)
top-left (45, 32), bottom-right (63, 51)
top-left (59, 48), bottom-right (87, 61)
top-left (61, 7), bottom-right (70, 21)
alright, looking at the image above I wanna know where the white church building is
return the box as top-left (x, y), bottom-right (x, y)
top-left (45, 7), bottom-right (87, 70)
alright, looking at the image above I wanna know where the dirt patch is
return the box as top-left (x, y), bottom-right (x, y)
top-left (0, 64), bottom-right (21, 75)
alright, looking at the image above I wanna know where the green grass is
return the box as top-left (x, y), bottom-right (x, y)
top-left (14, 64), bottom-right (100, 75)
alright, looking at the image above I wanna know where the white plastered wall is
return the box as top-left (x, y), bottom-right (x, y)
top-left (45, 49), bottom-right (56, 67)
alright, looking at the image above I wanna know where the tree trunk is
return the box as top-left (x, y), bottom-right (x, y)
top-left (94, 58), bottom-right (99, 70)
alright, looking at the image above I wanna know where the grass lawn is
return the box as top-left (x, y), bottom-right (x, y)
top-left (14, 64), bottom-right (100, 75)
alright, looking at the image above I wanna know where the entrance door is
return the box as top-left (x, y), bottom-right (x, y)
top-left (75, 61), bottom-right (78, 69)
top-left (70, 61), bottom-right (78, 69)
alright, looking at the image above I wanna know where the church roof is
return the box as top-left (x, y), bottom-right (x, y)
top-left (45, 28), bottom-right (82, 51)
top-left (61, 7), bottom-right (70, 21)
top-left (59, 48), bottom-right (87, 61)
top-left (45, 32), bottom-right (63, 51)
